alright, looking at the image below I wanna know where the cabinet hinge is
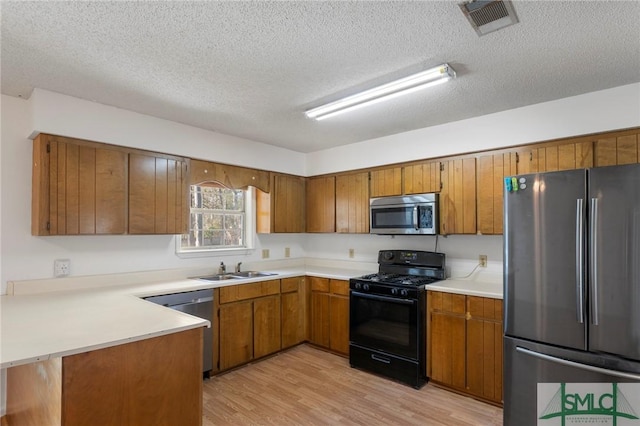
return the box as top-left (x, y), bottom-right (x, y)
top-left (46, 144), bottom-right (50, 154)
top-left (217, 309), bottom-right (220, 318)
top-left (440, 182), bottom-right (443, 190)
top-left (439, 163), bottom-right (444, 171)
top-left (515, 152), bottom-right (519, 163)
top-left (46, 222), bottom-right (50, 230)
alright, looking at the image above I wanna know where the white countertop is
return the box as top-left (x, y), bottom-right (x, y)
top-left (426, 279), bottom-right (503, 299)
top-left (0, 266), bottom-right (370, 369)
top-left (1, 263), bottom-right (501, 369)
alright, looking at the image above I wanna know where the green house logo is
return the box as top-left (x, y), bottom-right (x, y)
top-left (539, 383), bottom-right (639, 425)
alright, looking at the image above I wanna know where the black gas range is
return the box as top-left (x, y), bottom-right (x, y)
top-left (349, 249), bottom-right (446, 388)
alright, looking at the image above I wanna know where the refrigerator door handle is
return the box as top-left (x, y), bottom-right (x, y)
top-left (576, 198), bottom-right (585, 324)
top-left (516, 346), bottom-right (640, 380)
top-left (590, 197), bottom-right (599, 326)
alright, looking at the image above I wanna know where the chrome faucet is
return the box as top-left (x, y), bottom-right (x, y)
top-left (235, 262), bottom-right (242, 273)
top-left (218, 261), bottom-right (226, 274)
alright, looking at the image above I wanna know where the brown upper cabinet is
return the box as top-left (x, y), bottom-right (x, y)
top-left (520, 140), bottom-right (594, 173)
top-left (369, 166), bottom-right (402, 197)
top-left (335, 171), bottom-right (369, 234)
top-left (32, 134), bottom-right (127, 236)
top-left (189, 159), bottom-right (270, 192)
top-left (476, 152), bottom-right (518, 235)
top-left (594, 130), bottom-right (639, 166)
top-left (257, 173), bottom-right (306, 233)
top-left (403, 160), bottom-right (441, 194)
top-left (439, 158), bottom-right (476, 235)
top-left (306, 176), bottom-right (336, 233)
top-left (128, 153), bottom-right (188, 235)
top-left (32, 134), bottom-right (190, 236)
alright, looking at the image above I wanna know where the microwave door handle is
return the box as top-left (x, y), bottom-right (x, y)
top-left (413, 206), bottom-right (419, 230)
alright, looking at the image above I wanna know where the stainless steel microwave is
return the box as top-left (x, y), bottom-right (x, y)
top-left (370, 193), bottom-right (439, 235)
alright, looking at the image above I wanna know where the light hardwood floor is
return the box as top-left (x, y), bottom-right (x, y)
top-left (203, 345), bottom-right (502, 425)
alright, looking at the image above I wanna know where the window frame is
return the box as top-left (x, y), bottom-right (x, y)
top-left (175, 186), bottom-right (256, 258)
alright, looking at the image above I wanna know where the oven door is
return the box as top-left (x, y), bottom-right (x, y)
top-left (350, 290), bottom-right (419, 360)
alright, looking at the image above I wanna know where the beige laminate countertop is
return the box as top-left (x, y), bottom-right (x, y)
top-left (1, 265), bottom-right (501, 369)
top-left (0, 267), bottom-right (370, 369)
top-left (426, 279), bottom-right (503, 299)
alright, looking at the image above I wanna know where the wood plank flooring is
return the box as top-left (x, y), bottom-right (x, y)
top-left (203, 345), bottom-right (502, 425)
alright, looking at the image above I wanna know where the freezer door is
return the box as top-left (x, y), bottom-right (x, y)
top-left (588, 163), bottom-right (640, 361)
top-left (504, 169), bottom-right (587, 350)
top-left (504, 337), bottom-right (640, 426)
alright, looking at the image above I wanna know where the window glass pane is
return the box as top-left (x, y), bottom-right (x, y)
top-left (180, 185), bottom-right (246, 251)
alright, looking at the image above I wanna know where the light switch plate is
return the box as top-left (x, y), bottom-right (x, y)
top-left (262, 249), bottom-right (270, 259)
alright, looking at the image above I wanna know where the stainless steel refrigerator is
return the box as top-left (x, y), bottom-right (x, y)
top-left (504, 163), bottom-right (640, 425)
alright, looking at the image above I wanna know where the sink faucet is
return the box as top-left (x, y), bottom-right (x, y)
top-left (235, 262), bottom-right (242, 273)
top-left (218, 261), bottom-right (226, 274)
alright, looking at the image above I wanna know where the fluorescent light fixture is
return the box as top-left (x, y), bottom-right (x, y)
top-left (305, 63), bottom-right (456, 120)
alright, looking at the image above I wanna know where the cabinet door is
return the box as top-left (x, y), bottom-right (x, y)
top-left (33, 135), bottom-right (127, 235)
top-left (595, 132), bottom-right (639, 166)
top-left (129, 153), bottom-right (188, 234)
top-left (219, 301), bottom-right (253, 370)
top-left (273, 174), bottom-right (306, 233)
top-left (428, 292), bottom-right (466, 389)
top-left (523, 140), bottom-right (594, 173)
top-left (310, 277), bottom-right (331, 348)
top-left (306, 176), bottom-right (335, 232)
top-left (281, 278), bottom-right (306, 349)
top-left (253, 295), bottom-right (281, 359)
top-left (335, 172), bottom-right (369, 234)
top-left (370, 167), bottom-right (402, 197)
top-left (477, 152), bottom-right (517, 235)
top-left (404, 161), bottom-right (441, 194)
top-left (329, 295), bottom-right (349, 355)
top-left (466, 297), bottom-right (503, 403)
top-left (439, 158), bottom-right (476, 234)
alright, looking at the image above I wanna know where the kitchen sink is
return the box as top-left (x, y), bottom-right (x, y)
top-left (195, 274), bottom-right (240, 282)
top-left (230, 271), bottom-right (278, 278)
top-left (192, 271), bottom-right (278, 281)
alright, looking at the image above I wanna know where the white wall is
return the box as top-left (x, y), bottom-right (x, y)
top-left (306, 83), bottom-right (640, 175)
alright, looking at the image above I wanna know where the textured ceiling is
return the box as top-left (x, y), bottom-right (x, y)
top-left (2, 1), bottom-right (639, 153)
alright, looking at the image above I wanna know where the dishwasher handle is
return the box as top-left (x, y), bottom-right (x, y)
top-left (169, 296), bottom-right (214, 308)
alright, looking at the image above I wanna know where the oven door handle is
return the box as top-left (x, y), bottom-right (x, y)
top-left (350, 291), bottom-right (416, 305)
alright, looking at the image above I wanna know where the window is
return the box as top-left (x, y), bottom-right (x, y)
top-left (179, 184), bottom-right (252, 253)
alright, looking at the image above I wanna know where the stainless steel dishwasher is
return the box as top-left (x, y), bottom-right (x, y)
top-left (144, 288), bottom-right (213, 377)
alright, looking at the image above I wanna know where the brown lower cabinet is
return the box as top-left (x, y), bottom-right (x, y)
top-left (308, 277), bottom-right (349, 355)
top-left (217, 280), bottom-right (281, 371)
top-left (6, 328), bottom-right (203, 426)
top-left (427, 291), bottom-right (503, 404)
top-left (281, 276), bottom-right (307, 349)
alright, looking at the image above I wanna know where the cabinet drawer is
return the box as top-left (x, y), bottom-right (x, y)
top-left (310, 277), bottom-right (329, 293)
top-left (219, 280), bottom-right (281, 303)
top-left (467, 296), bottom-right (502, 321)
top-left (429, 291), bottom-right (466, 315)
top-left (281, 277), bottom-right (302, 293)
top-left (329, 279), bottom-right (349, 296)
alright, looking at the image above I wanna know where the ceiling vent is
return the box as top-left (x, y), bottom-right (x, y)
top-left (459, 0), bottom-right (519, 36)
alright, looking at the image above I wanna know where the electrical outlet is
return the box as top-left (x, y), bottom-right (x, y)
top-left (479, 255), bottom-right (488, 267)
top-left (284, 247), bottom-right (290, 258)
top-left (54, 259), bottom-right (71, 277)
top-left (262, 249), bottom-right (270, 259)
top-left (349, 248), bottom-right (355, 259)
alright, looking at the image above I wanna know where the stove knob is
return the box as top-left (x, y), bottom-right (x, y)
top-left (391, 288), bottom-right (399, 295)
top-left (363, 284), bottom-right (370, 291)
top-left (383, 251), bottom-right (394, 260)
top-left (400, 289), bottom-right (409, 297)
top-left (355, 283), bottom-right (362, 290)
